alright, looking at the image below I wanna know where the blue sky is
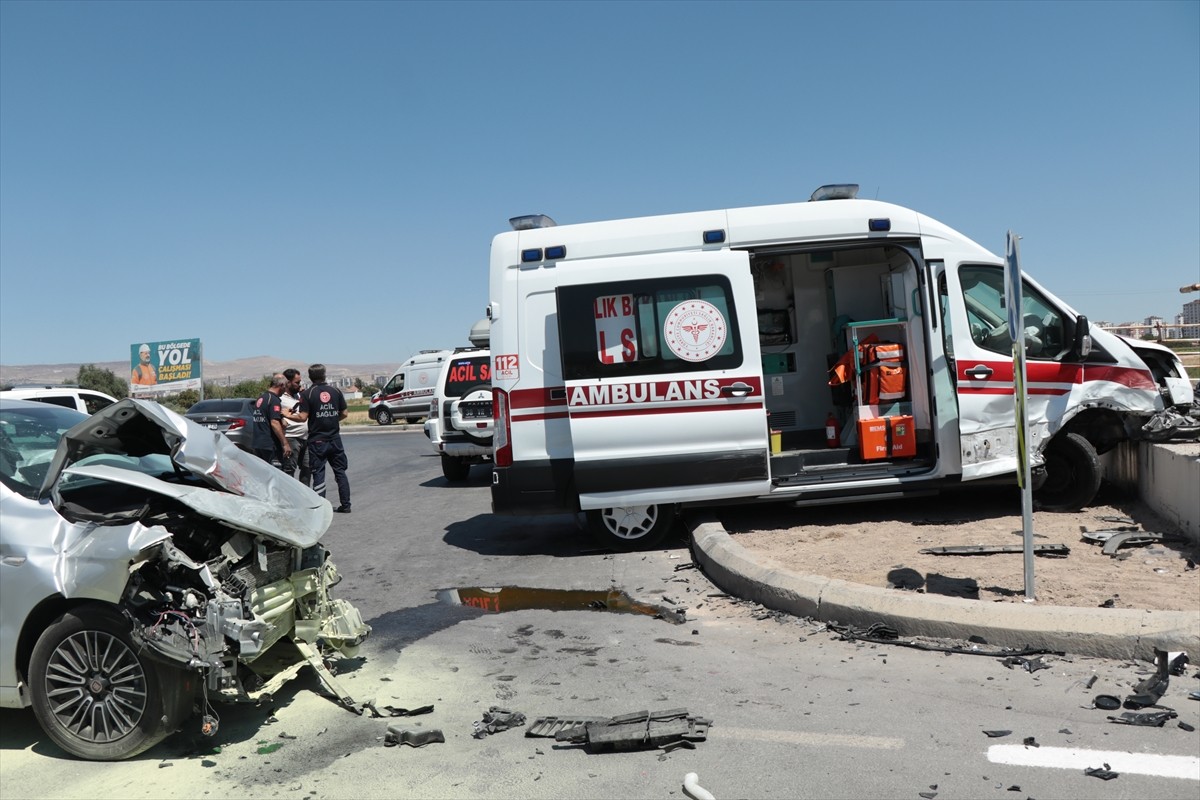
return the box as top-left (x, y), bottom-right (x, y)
top-left (1, 0), bottom-right (1197, 367)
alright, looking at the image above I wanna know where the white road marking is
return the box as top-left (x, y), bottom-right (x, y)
top-left (988, 744), bottom-right (1200, 780)
top-left (717, 726), bottom-right (903, 749)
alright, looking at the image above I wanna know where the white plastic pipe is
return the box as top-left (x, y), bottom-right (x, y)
top-left (683, 772), bottom-right (716, 800)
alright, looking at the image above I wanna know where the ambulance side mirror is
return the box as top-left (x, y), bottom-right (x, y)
top-left (1072, 315), bottom-right (1092, 359)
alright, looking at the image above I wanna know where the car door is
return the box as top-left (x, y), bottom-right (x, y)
top-left (554, 249), bottom-right (770, 508)
top-left (941, 258), bottom-right (1076, 479)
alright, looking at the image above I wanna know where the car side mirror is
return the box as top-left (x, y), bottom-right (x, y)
top-left (1073, 315), bottom-right (1092, 359)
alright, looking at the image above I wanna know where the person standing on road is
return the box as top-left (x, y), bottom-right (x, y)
top-left (280, 368), bottom-right (311, 485)
top-left (251, 374), bottom-right (291, 468)
top-left (296, 363), bottom-right (351, 512)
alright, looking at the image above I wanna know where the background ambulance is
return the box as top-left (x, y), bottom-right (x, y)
top-left (487, 185), bottom-right (1194, 549)
top-left (368, 349), bottom-right (450, 425)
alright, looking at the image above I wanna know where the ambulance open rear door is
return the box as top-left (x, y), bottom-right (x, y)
top-left (553, 250), bottom-right (771, 509)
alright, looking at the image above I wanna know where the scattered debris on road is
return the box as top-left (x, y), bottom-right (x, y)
top-left (527, 708), bottom-right (711, 752)
top-left (384, 725), bottom-right (445, 748)
top-left (473, 706), bottom-right (527, 738)
top-left (1108, 710), bottom-right (1178, 727)
top-left (1084, 763), bottom-right (1119, 780)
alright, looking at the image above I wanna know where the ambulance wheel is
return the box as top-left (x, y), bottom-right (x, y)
top-left (1034, 432), bottom-right (1100, 511)
top-left (586, 504), bottom-right (676, 550)
top-left (441, 454), bottom-right (470, 482)
top-left (375, 408), bottom-right (393, 426)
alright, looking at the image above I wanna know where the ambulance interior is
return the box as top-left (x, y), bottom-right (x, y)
top-left (748, 244), bottom-right (934, 482)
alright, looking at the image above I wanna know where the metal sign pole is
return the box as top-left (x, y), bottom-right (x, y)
top-left (1004, 231), bottom-right (1035, 601)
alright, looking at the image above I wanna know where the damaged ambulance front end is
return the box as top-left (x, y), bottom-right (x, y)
top-left (2, 399), bottom-right (369, 760)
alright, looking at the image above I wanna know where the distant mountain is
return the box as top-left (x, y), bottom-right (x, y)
top-left (0, 357), bottom-right (403, 389)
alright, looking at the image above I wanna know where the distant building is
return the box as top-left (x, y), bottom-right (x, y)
top-left (1183, 299), bottom-right (1200, 339)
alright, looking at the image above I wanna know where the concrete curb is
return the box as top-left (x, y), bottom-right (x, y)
top-left (687, 514), bottom-right (1200, 662)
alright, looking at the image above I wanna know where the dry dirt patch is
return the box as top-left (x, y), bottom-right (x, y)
top-left (716, 485), bottom-right (1199, 611)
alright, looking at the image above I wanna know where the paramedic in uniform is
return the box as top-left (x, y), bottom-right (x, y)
top-left (251, 374), bottom-right (292, 467)
top-left (296, 363), bottom-right (351, 513)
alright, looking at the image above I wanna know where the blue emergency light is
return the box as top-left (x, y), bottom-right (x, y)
top-left (868, 218), bottom-right (891, 232)
top-left (703, 229), bottom-right (726, 244)
top-left (545, 245), bottom-right (567, 260)
top-left (521, 248), bottom-right (543, 263)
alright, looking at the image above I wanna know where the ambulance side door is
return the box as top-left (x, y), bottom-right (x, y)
top-left (941, 258), bottom-right (1075, 480)
top-left (555, 249), bottom-right (770, 508)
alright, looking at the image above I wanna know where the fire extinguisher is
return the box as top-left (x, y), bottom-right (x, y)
top-left (825, 411), bottom-right (840, 448)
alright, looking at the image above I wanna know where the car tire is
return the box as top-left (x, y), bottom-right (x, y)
top-left (29, 604), bottom-right (194, 761)
top-left (441, 454), bottom-right (471, 482)
top-left (375, 408), bottom-right (393, 426)
top-left (586, 504), bottom-right (677, 551)
top-left (1034, 432), bottom-right (1101, 511)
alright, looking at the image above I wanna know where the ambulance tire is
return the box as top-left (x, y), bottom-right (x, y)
top-left (586, 504), bottom-right (676, 550)
top-left (441, 454), bottom-right (471, 482)
top-left (375, 407), bottom-right (393, 426)
top-left (1034, 432), bottom-right (1100, 512)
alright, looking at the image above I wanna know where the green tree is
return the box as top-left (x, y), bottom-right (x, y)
top-left (76, 364), bottom-right (128, 399)
top-left (170, 389), bottom-right (200, 411)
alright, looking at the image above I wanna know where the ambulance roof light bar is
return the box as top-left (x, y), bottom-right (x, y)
top-left (809, 184), bottom-right (860, 201)
top-left (509, 214), bottom-right (557, 231)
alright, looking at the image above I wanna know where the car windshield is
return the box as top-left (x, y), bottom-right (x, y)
top-left (0, 404), bottom-right (87, 498)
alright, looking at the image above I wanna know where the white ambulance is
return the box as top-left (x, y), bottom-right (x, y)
top-left (368, 350), bottom-right (451, 425)
top-left (487, 185), bottom-right (1195, 549)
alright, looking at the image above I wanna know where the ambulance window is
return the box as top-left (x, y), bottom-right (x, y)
top-left (958, 265), bottom-right (1068, 360)
top-left (558, 276), bottom-right (742, 380)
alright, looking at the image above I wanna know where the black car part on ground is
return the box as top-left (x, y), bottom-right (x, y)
top-left (528, 708), bottom-right (711, 752)
top-left (827, 621), bottom-right (1066, 659)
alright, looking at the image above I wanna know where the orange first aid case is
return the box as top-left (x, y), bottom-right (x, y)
top-left (857, 414), bottom-right (916, 460)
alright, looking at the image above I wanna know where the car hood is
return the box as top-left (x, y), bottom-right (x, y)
top-left (41, 398), bottom-right (332, 547)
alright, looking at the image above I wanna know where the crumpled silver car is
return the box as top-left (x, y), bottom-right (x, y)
top-left (0, 398), bottom-right (370, 760)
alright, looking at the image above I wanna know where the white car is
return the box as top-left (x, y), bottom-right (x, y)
top-left (423, 348), bottom-right (493, 481)
top-left (0, 385), bottom-right (118, 415)
top-left (0, 398), bottom-right (369, 760)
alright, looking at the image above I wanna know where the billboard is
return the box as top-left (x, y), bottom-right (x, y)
top-left (130, 338), bottom-right (202, 397)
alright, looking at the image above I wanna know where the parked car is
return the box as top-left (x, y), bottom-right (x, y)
top-left (184, 397), bottom-right (256, 451)
top-left (0, 397), bottom-right (370, 760)
top-left (0, 385), bottom-right (118, 415)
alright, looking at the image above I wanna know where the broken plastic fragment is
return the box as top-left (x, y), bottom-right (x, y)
top-left (1125, 649), bottom-right (1171, 708)
top-left (1093, 695), bottom-right (1121, 710)
top-left (1085, 764), bottom-right (1118, 780)
top-left (982, 730), bottom-right (1012, 738)
top-left (1108, 710), bottom-right (1178, 727)
top-left (384, 726), bottom-right (445, 747)
top-left (472, 706), bottom-right (527, 738)
top-left (1022, 737), bottom-right (1039, 747)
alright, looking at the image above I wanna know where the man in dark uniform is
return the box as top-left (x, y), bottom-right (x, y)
top-left (296, 363), bottom-right (351, 512)
top-left (251, 374), bottom-right (292, 467)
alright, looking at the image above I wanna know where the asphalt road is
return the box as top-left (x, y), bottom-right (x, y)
top-left (1, 427), bottom-right (1197, 799)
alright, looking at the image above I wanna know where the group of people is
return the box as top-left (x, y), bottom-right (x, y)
top-left (249, 364), bottom-right (351, 514)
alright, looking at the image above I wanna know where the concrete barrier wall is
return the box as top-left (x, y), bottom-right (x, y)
top-left (1103, 441), bottom-right (1200, 546)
